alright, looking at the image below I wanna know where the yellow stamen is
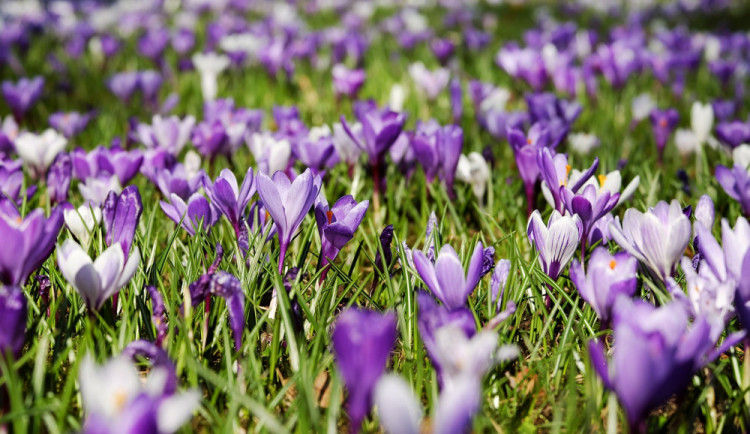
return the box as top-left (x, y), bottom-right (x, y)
top-left (598, 174), bottom-right (607, 187)
top-left (113, 390), bottom-right (128, 411)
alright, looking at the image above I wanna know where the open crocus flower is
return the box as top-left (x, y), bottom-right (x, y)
top-left (2, 76), bottom-right (44, 120)
top-left (160, 193), bottom-right (217, 237)
top-left (79, 352), bottom-right (199, 434)
top-left (64, 204), bottom-right (102, 247)
top-left (137, 115), bottom-right (196, 156)
top-left (715, 120), bottom-right (750, 149)
top-left (14, 129), bottom-right (67, 179)
top-left (153, 163), bottom-right (205, 200)
top-left (561, 180), bottom-right (620, 251)
top-left (79, 175), bottom-right (122, 205)
top-left (538, 147), bottom-right (598, 213)
top-left (589, 298), bottom-right (744, 432)
top-left (569, 247), bottom-right (638, 325)
top-left (609, 200), bottom-right (691, 283)
top-left (332, 308), bottom-right (397, 434)
top-left (57, 239), bottom-right (140, 311)
top-left (408, 61), bottom-right (450, 100)
top-left (568, 132), bottom-right (600, 154)
top-left (715, 164), bottom-right (750, 216)
top-left (48, 111), bottom-right (93, 139)
top-left (0, 205), bottom-right (63, 286)
top-left (332, 64), bottom-right (366, 99)
top-left (257, 169), bottom-right (321, 273)
top-left (203, 167), bottom-right (255, 242)
top-left (192, 52), bottom-right (230, 101)
top-left (314, 195), bottom-right (369, 278)
top-left (413, 241), bottom-right (484, 310)
top-left (527, 210), bottom-right (581, 281)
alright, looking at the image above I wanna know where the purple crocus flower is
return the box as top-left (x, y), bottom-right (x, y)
top-left (649, 108), bottom-right (679, 163)
top-left (715, 121), bottom-right (750, 149)
top-left (0, 205), bottom-right (63, 286)
top-left (0, 159), bottom-right (27, 204)
top-left (413, 241), bottom-right (484, 310)
top-left (412, 121), bottom-right (463, 197)
top-left (294, 133), bottom-right (336, 176)
top-left (107, 71), bottom-right (140, 103)
top-left (0, 285), bottom-right (26, 357)
top-left (138, 70), bottom-right (163, 105)
top-left (340, 105), bottom-right (405, 195)
top-left (332, 64), bottom-right (366, 99)
top-left (137, 115), bottom-right (196, 155)
top-left (103, 185), bottom-right (142, 259)
top-left (203, 167), bottom-right (255, 251)
top-left (160, 193), bottom-right (217, 236)
top-left (331, 308), bottom-right (397, 434)
top-left (137, 28), bottom-right (169, 63)
top-left (153, 163), bottom-right (204, 201)
top-left (0, 116), bottom-right (19, 155)
top-left (2, 76), bottom-right (44, 121)
top-left (191, 120), bottom-right (229, 162)
top-left (146, 285), bottom-right (167, 347)
top-left (569, 247), bottom-right (638, 325)
top-left (716, 164), bottom-right (750, 216)
top-left (449, 78), bottom-right (462, 124)
top-left (431, 38), bottom-right (455, 65)
top-left (589, 298), bottom-right (743, 431)
top-left (48, 111), bottom-right (93, 139)
top-left (47, 152), bottom-right (72, 205)
top-left (561, 180), bottom-right (619, 252)
top-left (314, 195), bottom-right (369, 278)
top-left (527, 210), bottom-right (582, 281)
top-left (609, 200), bottom-right (691, 283)
top-left (537, 147), bottom-right (598, 213)
top-left (187, 245), bottom-right (245, 350)
top-left (71, 146), bottom-right (143, 185)
top-left (257, 169), bottom-right (321, 273)
top-left (507, 123), bottom-right (551, 216)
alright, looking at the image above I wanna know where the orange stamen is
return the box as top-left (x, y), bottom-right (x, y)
top-left (609, 260), bottom-right (616, 270)
top-left (326, 210), bottom-right (333, 224)
top-left (526, 138), bottom-right (533, 145)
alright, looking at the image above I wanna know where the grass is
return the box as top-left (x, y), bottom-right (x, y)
top-left (1, 1), bottom-right (750, 433)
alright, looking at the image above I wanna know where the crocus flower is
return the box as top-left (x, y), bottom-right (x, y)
top-left (455, 152), bottom-right (490, 205)
top-left (203, 167), bottom-right (255, 250)
top-left (412, 122), bottom-right (463, 197)
top-left (0, 285), bottom-right (26, 357)
top-left (187, 245), bottom-right (245, 350)
top-left (331, 308), bottom-right (397, 434)
top-left (103, 185), bottom-right (143, 258)
top-left (569, 247), bottom-right (638, 325)
top-left (294, 132), bottom-right (336, 175)
top-left (690, 101), bottom-right (714, 145)
top-left (57, 239), bottom-right (140, 311)
top-left (0, 205), bottom-right (63, 286)
top-left (332, 122), bottom-right (363, 168)
top-left (0, 116), bottom-right (19, 155)
top-left (79, 353), bottom-right (199, 434)
top-left (507, 123), bottom-right (551, 215)
top-left (630, 93), bottom-right (656, 126)
top-left (537, 147), bottom-right (599, 213)
top-left (64, 204), bottom-right (102, 248)
top-left (413, 241), bottom-right (484, 310)
top-left (137, 115), bottom-right (196, 155)
top-left (527, 210), bottom-right (581, 281)
top-left (48, 111), bottom-right (93, 139)
top-left (373, 374), bottom-right (422, 434)
top-left (247, 132), bottom-right (292, 175)
top-left (450, 78), bottom-right (462, 123)
top-left (71, 146), bottom-right (143, 185)
top-left (568, 132), bottom-right (600, 154)
top-left (408, 62), bottom-right (450, 100)
top-left (191, 120), bottom-right (229, 162)
top-left (47, 152), bottom-right (72, 204)
top-left (609, 200), bottom-right (691, 283)
top-left (0, 159), bottom-right (27, 204)
top-left (79, 175), bottom-right (122, 206)
top-left (589, 298), bottom-right (743, 431)
top-left (332, 64), bottom-right (366, 99)
top-left (561, 180), bottom-right (619, 251)
top-left (192, 52), bottom-right (230, 101)
top-left (340, 105), bottom-right (405, 194)
top-left (107, 71), bottom-right (139, 103)
top-left (160, 193), bottom-right (217, 237)
top-left (714, 165), bottom-right (750, 216)
top-left (2, 76), bottom-right (44, 120)
top-left (649, 108), bottom-right (679, 162)
top-left (14, 129), bottom-right (67, 178)
top-left (715, 121), bottom-right (750, 149)
top-left (431, 38), bottom-right (455, 64)
top-left (257, 169), bottom-right (321, 273)
top-left (314, 195), bottom-right (369, 277)
top-left (153, 163), bottom-right (204, 201)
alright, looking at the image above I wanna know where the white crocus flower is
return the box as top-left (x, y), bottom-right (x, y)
top-left (568, 132), bottom-right (600, 154)
top-left (456, 152), bottom-right (490, 204)
top-left (674, 128), bottom-right (698, 157)
top-left (57, 239), bottom-right (140, 311)
top-left (14, 129), bottom-right (67, 178)
top-left (373, 374), bottom-right (422, 434)
top-left (79, 175), bottom-right (122, 206)
top-left (192, 52), bottom-right (230, 101)
top-left (389, 84), bottom-right (407, 112)
top-left (733, 144), bottom-right (750, 171)
top-left (690, 101), bottom-right (714, 145)
top-left (247, 132), bottom-right (291, 175)
top-left (183, 150), bottom-right (202, 180)
top-left (332, 122), bottom-right (362, 166)
top-left (64, 204), bottom-right (102, 247)
top-left (569, 169), bottom-right (640, 209)
top-left (631, 93), bottom-right (656, 123)
top-left (408, 62), bottom-right (450, 100)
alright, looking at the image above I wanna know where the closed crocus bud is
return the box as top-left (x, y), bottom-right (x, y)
top-left (455, 152), bottom-right (490, 205)
top-left (691, 101), bottom-right (714, 145)
top-left (388, 84), bottom-right (406, 112)
top-left (79, 175), bottom-right (122, 206)
top-left (674, 128), bottom-right (698, 157)
top-left (408, 62), bottom-right (450, 100)
top-left (373, 374), bottom-right (422, 434)
top-left (64, 204), bottom-right (102, 247)
top-left (527, 210), bottom-right (582, 281)
top-left (568, 132), bottom-right (600, 155)
top-left (47, 152), bottom-right (72, 204)
top-left (14, 129), bottom-right (67, 179)
top-left (0, 286), bottom-right (27, 357)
